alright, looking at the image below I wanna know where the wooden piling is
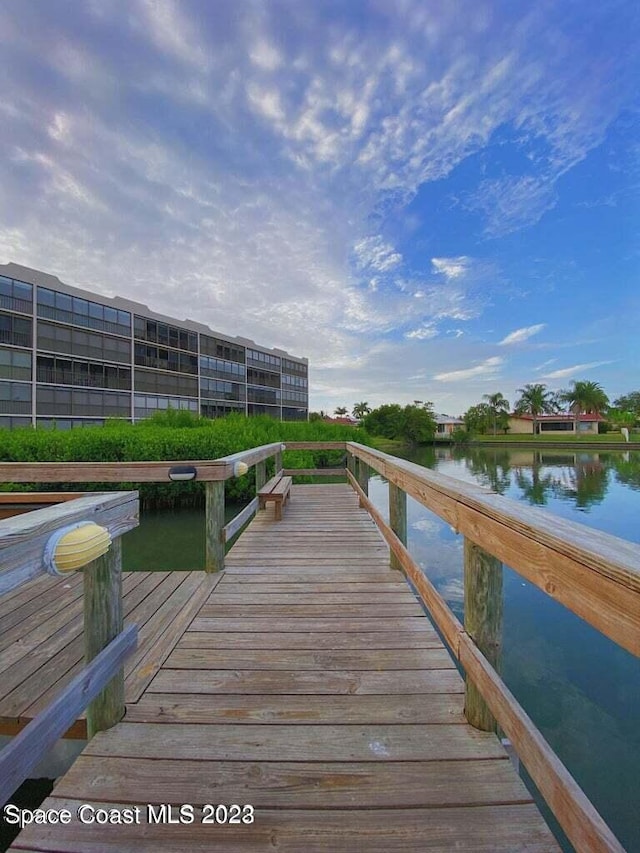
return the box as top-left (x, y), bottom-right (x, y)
top-left (464, 537), bottom-right (503, 731)
top-left (84, 538), bottom-right (124, 737)
top-left (205, 481), bottom-right (225, 572)
top-left (357, 459), bottom-right (369, 501)
top-left (389, 482), bottom-right (407, 571)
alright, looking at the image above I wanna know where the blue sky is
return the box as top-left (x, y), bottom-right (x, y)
top-left (0, 0), bottom-right (638, 415)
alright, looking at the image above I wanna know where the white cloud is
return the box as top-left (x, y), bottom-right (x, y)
top-left (353, 236), bottom-right (402, 272)
top-left (541, 361), bottom-right (615, 380)
top-left (405, 324), bottom-right (438, 340)
top-left (499, 323), bottom-right (546, 345)
top-left (433, 356), bottom-right (503, 382)
top-left (250, 40), bottom-right (283, 71)
top-left (431, 256), bottom-right (471, 280)
top-left (465, 176), bottom-right (557, 237)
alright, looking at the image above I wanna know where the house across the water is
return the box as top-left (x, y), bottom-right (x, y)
top-left (434, 413), bottom-right (465, 435)
top-left (507, 413), bottom-right (604, 435)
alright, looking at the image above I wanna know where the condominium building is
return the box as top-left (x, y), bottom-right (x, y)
top-left (0, 263), bottom-right (308, 429)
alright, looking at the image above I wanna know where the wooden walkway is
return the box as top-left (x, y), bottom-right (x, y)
top-left (0, 571), bottom-right (215, 738)
top-left (9, 484), bottom-right (559, 851)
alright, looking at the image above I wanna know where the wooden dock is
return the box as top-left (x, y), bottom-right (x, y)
top-left (9, 484), bottom-right (559, 851)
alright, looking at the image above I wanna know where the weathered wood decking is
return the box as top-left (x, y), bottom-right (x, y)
top-left (0, 571), bottom-right (215, 738)
top-left (9, 484), bottom-right (559, 851)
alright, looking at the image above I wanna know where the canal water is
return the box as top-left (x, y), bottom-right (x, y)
top-left (120, 446), bottom-right (638, 851)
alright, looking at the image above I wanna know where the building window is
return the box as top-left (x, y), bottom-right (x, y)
top-left (282, 373), bottom-right (308, 389)
top-left (247, 367), bottom-right (281, 389)
top-left (0, 415), bottom-right (31, 429)
top-left (37, 321), bottom-right (131, 364)
top-left (246, 349), bottom-right (281, 370)
top-left (539, 421), bottom-right (574, 432)
top-left (0, 312), bottom-right (32, 348)
top-left (0, 380), bottom-right (31, 414)
top-left (200, 335), bottom-right (245, 363)
top-left (282, 406), bottom-right (307, 421)
top-left (133, 393), bottom-right (199, 420)
top-left (247, 386), bottom-right (280, 405)
top-left (0, 276), bottom-right (33, 314)
top-left (133, 315), bottom-right (197, 352)
top-left (282, 389), bottom-right (308, 405)
top-left (36, 418), bottom-right (104, 430)
top-left (0, 347), bottom-right (32, 381)
top-left (37, 288), bottom-right (130, 336)
top-left (200, 378), bottom-right (245, 402)
top-left (36, 387), bottom-right (130, 418)
top-left (133, 368), bottom-right (198, 397)
top-left (199, 355), bottom-right (246, 380)
top-left (282, 358), bottom-right (307, 376)
top-left (36, 356), bottom-right (131, 390)
top-left (200, 400), bottom-right (245, 419)
top-left (134, 342), bottom-right (198, 374)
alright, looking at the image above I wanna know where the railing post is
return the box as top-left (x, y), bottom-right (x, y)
top-left (388, 482), bottom-right (407, 571)
top-left (205, 481), bottom-right (225, 572)
top-left (255, 459), bottom-right (267, 491)
top-left (347, 452), bottom-right (355, 478)
top-left (84, 537), bottom-right (124, 738)
top-left (357, 459), bottom-right (369, 500)
top-left (274, 449), bottom-right (283, 476)
top-left (464, 537), bottom-right (503, 731)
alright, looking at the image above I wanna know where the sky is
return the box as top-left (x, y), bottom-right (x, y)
top-left (0, 0), bottom-right (638, 416)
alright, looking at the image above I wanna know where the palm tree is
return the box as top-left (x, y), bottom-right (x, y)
top-left (352, 402), bottom-right (371, 420)
top-left (334, 406), bottom-right (348, 417)
top-left (560, 381), bottom-right (609, 434)
top-left (514, 384), bottom-right (558, 435)
top-left (483, 392), bottom-right (510, 435)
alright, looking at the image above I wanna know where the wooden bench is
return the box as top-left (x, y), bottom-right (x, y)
top-left (257, 474), bottom-right (292, 520)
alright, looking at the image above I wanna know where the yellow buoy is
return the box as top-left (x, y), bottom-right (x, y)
top-left (45, 522), bottom-right (112, 575)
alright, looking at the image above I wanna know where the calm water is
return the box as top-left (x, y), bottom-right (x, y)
top-left (122, 446), bottom-right (640, 852)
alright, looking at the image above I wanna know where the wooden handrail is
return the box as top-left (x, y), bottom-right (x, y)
top-left (0, 491), bottom-right (139, 595)
top-left (346, 466), bottom-right (627, 853)
top-left (0, 445), bottom-right (286, 484)
top-left (347, 442), bottom-right (640, 657)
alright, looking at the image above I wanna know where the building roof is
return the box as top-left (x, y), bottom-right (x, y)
top-left (434, 414), bottom-right (465, 424)
top-left (323, 416), bottom-right (358, 426)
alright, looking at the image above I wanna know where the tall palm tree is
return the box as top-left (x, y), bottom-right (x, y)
top-left (514, 384), bottom-right (558, 435)
top-left (334, 406), bottom-right (348, 417)
top-left (560, 380), bottom-right (609, 434)
top-left (352, 402), bottom-right (371, 419)
top-left (483, 392), bottom-right (510, 435)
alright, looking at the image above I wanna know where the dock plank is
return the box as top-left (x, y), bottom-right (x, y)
top-left (54, 756), bottom-right (528, 806)
top-left (177, 630), bottom-right (443, 649)
top-left (148, 668), bottom-right (465, 695)
top-left (164, 647), bottom-right (455, 670)
top-left (10, 801), bottom-right (558, 852)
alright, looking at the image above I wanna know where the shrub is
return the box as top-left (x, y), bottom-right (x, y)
top-left (0, 415), bottom-right (370, 509)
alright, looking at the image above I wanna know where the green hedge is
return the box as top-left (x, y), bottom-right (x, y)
top-left (0, 413), bottom-right (369, 508)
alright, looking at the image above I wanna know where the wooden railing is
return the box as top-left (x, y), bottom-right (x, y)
top-left (344, 441), bottom-right (638, 853)
top-left (0, 441), bottom-right (347, 573)
top-left (0, 491), bottom-right (139, 806)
